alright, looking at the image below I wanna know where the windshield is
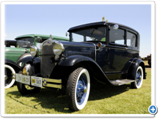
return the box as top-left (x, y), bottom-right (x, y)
top-left (71, 26), bottom-right (106, 42)
top-left (16, 37), bottom-right (34, 48)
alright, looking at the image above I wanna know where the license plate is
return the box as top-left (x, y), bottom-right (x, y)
top-left (16, 74), bottom-right (30, 85)
top-left (31, 76), bottom-right (43, 87)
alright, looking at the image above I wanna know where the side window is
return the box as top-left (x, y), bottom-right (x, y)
top-left (72, 33), bottom-right (83, 42)
top-left (109, 27), bottom-right (125, 45)
top-left (127, 31), bottom-right (137, 47)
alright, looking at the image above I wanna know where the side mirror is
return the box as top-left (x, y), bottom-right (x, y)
top-left (36, 37), bottom-right (42, 43)
top-left (113, 24), bottom-right (119, 30)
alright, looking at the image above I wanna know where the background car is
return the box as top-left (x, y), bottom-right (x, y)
top-left (5, 34), bottom-right (69, 88)
top-left (5, 40), bottom-right (17, 47)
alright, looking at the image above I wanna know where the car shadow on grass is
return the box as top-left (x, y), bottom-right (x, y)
top-left (145, 65), bottom-right (151, 68)
top-left (7, 80), bottom-right (131, 113)
top-left (89, 80), bottom-right (131, 101)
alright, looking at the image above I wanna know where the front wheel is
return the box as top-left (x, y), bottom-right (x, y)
top-left (5, 65), bottom-right (16, 88)
top-left (66, 67), bottom-right (90, 111)
top-left (131, 66), bottom-right (143, 89)
top-left (17, 82), bottom-right (41, 95)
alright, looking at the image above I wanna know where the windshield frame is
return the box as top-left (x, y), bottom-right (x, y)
top-left (69, 25), bottom-right (108, 43)
top-left (16, 37), bottom-right (35, 48)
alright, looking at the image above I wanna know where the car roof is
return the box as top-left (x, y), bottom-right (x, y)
top-left (68, 21), bottom-right (139, 34)
top-left (15, 34), bottom-right (69, 41)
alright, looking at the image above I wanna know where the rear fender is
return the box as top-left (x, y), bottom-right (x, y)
top-left (128, 58), bottom-right (146, 79)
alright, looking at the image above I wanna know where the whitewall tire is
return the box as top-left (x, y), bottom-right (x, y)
top-left (66, 67), bottom-right (90, 111)
top-left (131, 66), bottom-right (143, 89)
top-left (5, 65), bottom-right (16, 88)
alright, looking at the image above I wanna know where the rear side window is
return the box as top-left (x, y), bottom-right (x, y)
top-left (127, 31), bottom-right (137, 47)
top-left (109, 28), bottom-right (125, 45)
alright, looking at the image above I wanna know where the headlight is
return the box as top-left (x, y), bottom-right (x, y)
top-left (30, 46), bottom-right (39, 57)
top-left (52, 41), bottom-right (64, 56)
top-left (23, 64), bottom-right (31, 75)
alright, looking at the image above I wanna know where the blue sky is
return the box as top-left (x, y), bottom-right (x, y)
top-left (5, 4), bottom-right (151, 57)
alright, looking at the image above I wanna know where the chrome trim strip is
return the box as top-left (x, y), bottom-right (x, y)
top-left (43, 83), bottom-right (62, 89)
top-left (42, 78), bottom-right (62, 83)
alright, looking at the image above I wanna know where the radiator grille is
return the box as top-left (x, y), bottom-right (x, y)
top-left (41, 39), bottom-right (55, 77)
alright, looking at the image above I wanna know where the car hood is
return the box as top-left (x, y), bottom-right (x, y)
top-left (60, 41), bottom-right (96, 61)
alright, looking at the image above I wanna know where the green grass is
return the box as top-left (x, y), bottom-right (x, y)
top-left (5, 66), bottom-right (151, 114)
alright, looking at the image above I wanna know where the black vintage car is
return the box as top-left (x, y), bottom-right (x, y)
top-left (14, 21), bottom-right (146, 111)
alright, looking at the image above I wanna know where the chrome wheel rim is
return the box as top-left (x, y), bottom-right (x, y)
top-left (76, 74), bottom-right (88, 105)
top-left (136, 69), bottom-right (142, 86)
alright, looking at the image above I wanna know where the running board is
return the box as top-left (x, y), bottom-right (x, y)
top-left (110, 79), bottom-right (135, 86)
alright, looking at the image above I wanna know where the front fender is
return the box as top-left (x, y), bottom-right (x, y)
top-left (17, 56), bottom-right (41, 65)
top-left (58, 55), bottom-right (113, 85)
top-left (5, 59), bottom-right (21, 72)
top-left (59, 55), bottom-right (95, 66)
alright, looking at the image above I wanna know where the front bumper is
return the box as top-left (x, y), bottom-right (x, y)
top-left (15, 74), bottom-right (62, 89)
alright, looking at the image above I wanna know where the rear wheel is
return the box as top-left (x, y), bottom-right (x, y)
top-left (131, 66), bottom-right (143, 89)
top-left (66, 67), bottom-right (90, 111)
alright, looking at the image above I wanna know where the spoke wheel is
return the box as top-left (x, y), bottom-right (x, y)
top-left (76, 74), bottom-right (88, 105)
top-left (66, 67), bottom-right (90, 111)
top-left (131, 66), bottom-right (143, 89)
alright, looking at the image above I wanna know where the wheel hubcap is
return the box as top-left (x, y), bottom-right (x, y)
top-left (76, 74), bottom-right (87, 105)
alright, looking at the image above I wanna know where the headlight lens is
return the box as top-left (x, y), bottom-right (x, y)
top-left (23, 64), bottom-right (31, 75)
top-left (52, 41), bottom-right (64, 56)
top-left (30, 46), bottom-right (39, 57)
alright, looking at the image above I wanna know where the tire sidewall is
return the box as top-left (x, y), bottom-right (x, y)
top-left (134, 66), bottom-right (143, 89)
top-left (74, 68), bottom-right (90, 110)
top-left (5, 65), bottom-right (16, 88)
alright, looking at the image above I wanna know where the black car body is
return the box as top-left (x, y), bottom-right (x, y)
top-left (15, 21), bottom-right (146, 111)
top-left (5, 40), bottom-right (17, 47)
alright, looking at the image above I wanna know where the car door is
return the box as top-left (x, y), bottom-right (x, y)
top-left (103, 26), bottom-right (129, 74)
